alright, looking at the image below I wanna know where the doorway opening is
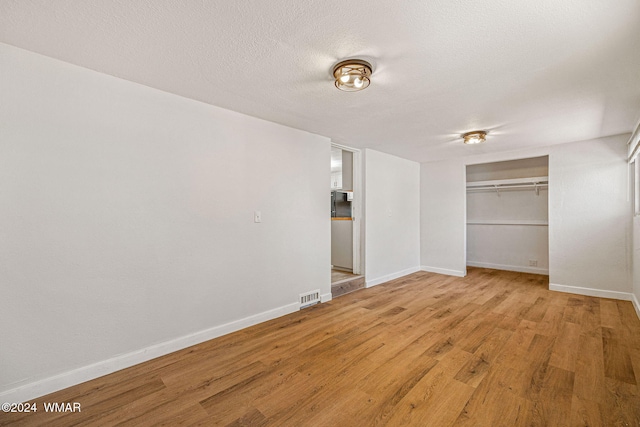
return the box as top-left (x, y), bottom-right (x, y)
top-left (330, 143), bottom-right (364, 297)
top-left (465, 156), bottom-right (549, 277)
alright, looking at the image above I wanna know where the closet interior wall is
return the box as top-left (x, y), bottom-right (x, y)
top-left (466, 156), bottom-right (549, 275)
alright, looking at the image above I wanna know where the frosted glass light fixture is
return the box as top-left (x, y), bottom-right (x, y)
top-left (462, 130), bottom-right (487, 145)
top-left (333, 59), bottom-right (372, 92)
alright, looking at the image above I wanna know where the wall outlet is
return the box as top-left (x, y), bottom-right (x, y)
top-left (529, 260), bottom-right (538, 267)
top-left (254, 211), bottom-right (262, 223)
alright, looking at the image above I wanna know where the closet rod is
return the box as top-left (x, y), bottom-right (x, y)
top-left (467, 182), bottom-right (548, 195)
top-left (467, 183), bottom-right (547, 190)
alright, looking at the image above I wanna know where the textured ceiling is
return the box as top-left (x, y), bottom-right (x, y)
top-left (1, 0), bottom-right (639, 162)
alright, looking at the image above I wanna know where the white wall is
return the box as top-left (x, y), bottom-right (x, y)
top-left (420, 159), bottom-right (467, 276)
top-left (466, 156), bottom-right (549, 182)
top-left (0, 43), bottom-right (330, 401)
top-left (629, 124), bottom-right (640, 317)
top-left (364, 149), bottom-right (420, 286)
top-left (467, 222), bottom-right (549, 273)
top-left (421, 134), bottom-right (632, 297)
top-left (548, 136), bottom-right (630, 294)
top-left (467, 187), bottom-right (549, 274)
top-left (633, 215), bottom-right (640, 316)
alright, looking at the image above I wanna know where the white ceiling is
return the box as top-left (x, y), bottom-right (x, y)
top-left (1, 0), bottom-right (639, 163)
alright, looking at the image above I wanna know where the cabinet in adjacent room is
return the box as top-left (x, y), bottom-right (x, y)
top-left (331, 171), bottom-right (342, 189)
top-left (330, 148), bottom-right (353, 190)
top-left (331, 219), bottom-right (353, 270)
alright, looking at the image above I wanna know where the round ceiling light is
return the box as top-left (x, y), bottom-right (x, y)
top-left (462, 130), bottom-right (487, 145)
top-left (333, 59), bottom-right (372, 92)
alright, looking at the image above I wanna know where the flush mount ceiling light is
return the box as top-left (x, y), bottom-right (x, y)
top-left (462, 130), bottom-right (487, 145)
top-left (333, 59), bottom-right (372, 92)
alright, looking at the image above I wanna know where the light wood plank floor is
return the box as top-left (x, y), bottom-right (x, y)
top-left (2, 268), bottom-right (639, 426)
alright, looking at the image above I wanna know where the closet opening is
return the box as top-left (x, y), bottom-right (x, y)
top-left (466, 156), bottom-right (549, 275)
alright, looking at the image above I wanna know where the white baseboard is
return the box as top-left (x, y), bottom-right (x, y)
top-left (321, 292), bottom-right (332, 303)
top-left (466, 261), bottom-right (549, 275)
top-left (420, 265), bottom-right (466, 277)
top-left (549, 283), bottom-right (635, 302)
top-left (0, 301), bottom-right (300, 404)
top-left (366, 266), bottom-right (421, 288)
top-left (632, 293), bottom-right (640, 321)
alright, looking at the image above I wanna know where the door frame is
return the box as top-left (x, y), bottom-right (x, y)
top-left (331, 142), bottom-right (363, 276)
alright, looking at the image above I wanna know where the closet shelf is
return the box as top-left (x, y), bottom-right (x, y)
top-left (467, 220), bottom-right (549, 226)
top-left (466, 176), bottom-right (548, 195)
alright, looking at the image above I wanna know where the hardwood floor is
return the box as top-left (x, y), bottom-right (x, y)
top-left (2, 268), bottom-right (639, 426)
